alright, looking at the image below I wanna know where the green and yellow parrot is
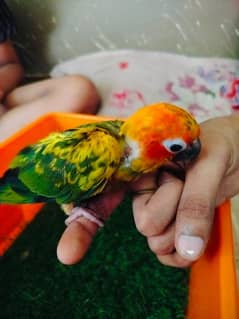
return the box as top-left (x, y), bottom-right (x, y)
top-left (0, 103), bottom-right (201, 226)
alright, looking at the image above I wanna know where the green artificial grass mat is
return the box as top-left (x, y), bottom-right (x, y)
top-left (0, 196), bottom-right (189, 319)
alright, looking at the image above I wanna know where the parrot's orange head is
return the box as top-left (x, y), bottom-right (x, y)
top-left (120, 102), bottom-right (201, 174)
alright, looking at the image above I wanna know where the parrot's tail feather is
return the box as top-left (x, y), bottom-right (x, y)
top-left (0, 169), bottom-right (46, 204)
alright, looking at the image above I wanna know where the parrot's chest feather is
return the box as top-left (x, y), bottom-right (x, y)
top-left (116, 138), bottom-right (151, 181)
top-left (122, 138), bottom-right (141, 168)
top-left (116, 136), bottom-right (168, 181)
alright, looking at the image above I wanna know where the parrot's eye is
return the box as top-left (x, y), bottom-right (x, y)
top-left (162, 138), bottom-right (187, 153)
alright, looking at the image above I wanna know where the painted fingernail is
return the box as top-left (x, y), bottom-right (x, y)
top-left (178, 235), bottom-right (204, 260)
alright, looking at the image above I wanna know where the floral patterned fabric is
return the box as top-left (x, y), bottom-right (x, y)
top-left (51, 50), bottom-right (239, 123)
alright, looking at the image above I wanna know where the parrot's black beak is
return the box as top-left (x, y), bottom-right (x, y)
top-left (160, 138), bottom-right (201, 182)
top-left (173, 138), bottom-right (201, 164)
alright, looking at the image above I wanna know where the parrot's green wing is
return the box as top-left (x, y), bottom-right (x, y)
top-left (0, 120), bottom-right (124, 204)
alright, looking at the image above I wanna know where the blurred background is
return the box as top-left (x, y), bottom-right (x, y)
top-left (8, 0), bottom-right (239, 76)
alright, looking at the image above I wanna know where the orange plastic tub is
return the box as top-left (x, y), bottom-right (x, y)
top-left (0, 112), bottom-right (238, 318)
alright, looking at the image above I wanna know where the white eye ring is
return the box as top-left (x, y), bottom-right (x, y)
top-left (162, 138), bottom-right (187, 153)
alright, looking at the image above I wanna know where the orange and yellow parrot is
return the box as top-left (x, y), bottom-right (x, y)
top-left (0, 103), bottom-right (200, 226)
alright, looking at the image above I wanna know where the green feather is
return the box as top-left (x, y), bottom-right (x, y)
top-left (0, 120), bottom-right (124, 205)
top-left (0, 169), bottom-right (47, 203)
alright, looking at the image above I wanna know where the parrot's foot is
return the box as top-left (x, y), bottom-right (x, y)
top-left (62, 203), bottom-right (74, 215)
top-left (132, 187), bottom-right (158, 196)
top-left (65, 206), bottom-right (104, 227)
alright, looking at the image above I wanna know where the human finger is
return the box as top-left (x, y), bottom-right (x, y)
top-left (57, 217), bottom-right (98, 265)
top-left (156, 250), bottom-right (194, 268)
top-left (175, 133), bottom-right (230, 261)
top-left (147, 222), bottom-right (175, 256)
top-left (132, 172), bottom-right (183, 237)
top-left (148, 219), bottom-right (194, 268)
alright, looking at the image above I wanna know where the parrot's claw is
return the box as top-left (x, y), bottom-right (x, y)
top-left (61, 203), bottom-right (74, 215)
top-left (65, 206), bottom-right (104, 227)
top-left (132, 188), bottom-right (158, 196)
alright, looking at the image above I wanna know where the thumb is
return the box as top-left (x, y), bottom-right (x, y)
top-left (175, 142), bottom-right (229, 261)
top-left (57, 184), bottom-right (125, 265)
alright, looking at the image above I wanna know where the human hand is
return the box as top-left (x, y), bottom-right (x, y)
top-left (132, 114), bottom-right (239, 267)
top-left (57, 114), bottom-right (239, 266)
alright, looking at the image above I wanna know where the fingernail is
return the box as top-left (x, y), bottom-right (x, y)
top-left (178, 235), bottom-right (204, 260)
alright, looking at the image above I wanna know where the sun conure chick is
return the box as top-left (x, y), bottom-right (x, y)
top-left (0, 102), bottom-right (201, 226)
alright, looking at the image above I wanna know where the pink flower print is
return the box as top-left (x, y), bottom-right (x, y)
top-left (165, 82), bottom-right (180, 101)
top-left (188, 103), bottom-right (209, 117)
top-left (118, 61), bottom-right (129, 70)
top-left (179, 75), bottom-right (213, 95)
top-left (112, 91), bottom-right (127, 105)
top-left (110, 89), bottom-right (145, 112)
top-left (232, 105), bottom-right (239, 111)
top-left (225, 79), bottom-right (239, 99)
top-left (223, 79), bottom-right (239, 111)
top-left (194, 84), bottom-right (212, 95)
top-left (179, 75), bottom-right (195, 88)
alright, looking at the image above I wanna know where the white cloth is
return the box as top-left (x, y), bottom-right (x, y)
top-left (51, 50), bottom-right (239, 122)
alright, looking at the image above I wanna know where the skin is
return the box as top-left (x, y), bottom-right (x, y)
top-left (132, 115), bottom-right (239, 267)
top-left (0, 42), bottom-right (100, 142)
top-left (0, 41), bottom-right (23, 98)
top-left (2, 40), bottom-right (239, 268)
top-left (0, 75), bottom-right (100, 142)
